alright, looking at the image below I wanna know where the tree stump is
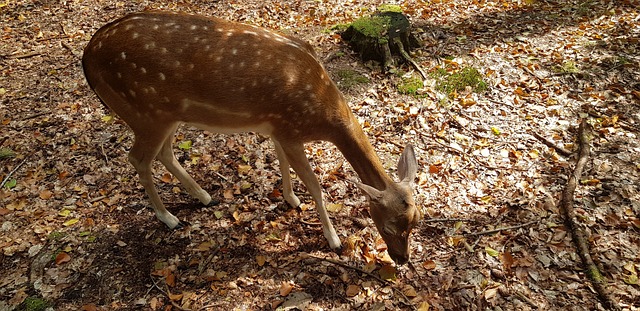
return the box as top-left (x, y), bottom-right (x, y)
top-left (341, 10), bottom-right (425, 78)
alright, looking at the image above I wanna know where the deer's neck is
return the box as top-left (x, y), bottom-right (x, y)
top-left (332, 114), bottom-right (391, 191)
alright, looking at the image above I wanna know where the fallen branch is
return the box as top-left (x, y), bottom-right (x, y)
top-left (558, 120), bottom-right (619, 310)
top-left (305, 254), bottom-right (416, 310)
top-left (464, 220), bottom-right (539, 237)
top-left (423, 217), bottom-right (478, 224)
top-left (532, 132), bottom-right (572, 157)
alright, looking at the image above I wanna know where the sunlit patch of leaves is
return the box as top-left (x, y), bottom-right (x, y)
top-left (335, 69), bottom-right (370, 90)
top-left (553, 60), bottom-right (581, 74)
top-left (397, 74), bottom-right (424, 96)
top-left (431, 66), bottom-right (487, 96)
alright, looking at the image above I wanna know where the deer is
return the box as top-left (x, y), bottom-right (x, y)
top-left (82, 11), bottom-right (421, 265)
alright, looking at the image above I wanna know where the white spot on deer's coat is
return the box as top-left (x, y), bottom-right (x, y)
top-left (174, 61), bottom-right (181, 67)
top-left (144, 42), bottom-right (156, 50)
top-left (149, 86), bottom-right (157, 94)
top-left (159, 73), bottom-right (166, 81)
top-left (231, 48), bottom-right (237, 55)
top-left (187, 63), bottom-right (194, 70)
top-left (140, 67), bottom-right (146, 74)
top-left (305, 84), bottom-right (312, 90)
top-left (132, 32), bottom-right (139, 39)
top-left (153, 25), bottom-right (159, 30)
top-left (190, 25), bottom-right (197, 30)
top-left (116, 72), bottom-right (122, 79)
top-left (243, 30), bottom-right (257, 35)
top-left (130, 62), bottom-right (137, 69)
top-left (128, 89), bottom-right (136, 98)
top-left (160, 47), bottom-right (168, 54)
top-left (120, 52), bottom-right (126, 60)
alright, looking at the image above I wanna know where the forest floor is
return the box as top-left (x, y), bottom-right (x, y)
top-left (1, 0), bottom-right (639, 310)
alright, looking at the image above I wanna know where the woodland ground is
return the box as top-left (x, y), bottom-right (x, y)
top-left (1, 0), bottom-right (639, 310)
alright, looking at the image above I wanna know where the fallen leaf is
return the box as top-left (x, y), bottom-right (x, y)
top-left (161, 173), bottom-right (172, 183)
top-left (379, 264), bottom-right (396, 280)
top-left (422, 260), bottom-right (437, 270)
top-left (345, 284), bottom-right (360, 297)
top-left (256, 255), bottom-right (267, 267)
top-left (81, 304), bottom-right (98, 311)
top-left (166, 272), bottom-right (176, 287)
top-left (178, 140), bottom-right (192, 150)
top-left (168, 292), bottom-right (183, 301)
top-left (484, 287), bottom-right (498, 300)
top-left (55, 252), bottom-right (71, 265)
top-left (279, 282), bottom-right (294, 297)
top-left (485, 246), bottom-right (500, 257)
top-left (237, 164), bottom-right (252, 175)
top-left (39, 190), bottom-right (53, 200)
top-left (403, 285), bottom-right (418, 297)
top-left (63, 218), bottom-right (80, 227)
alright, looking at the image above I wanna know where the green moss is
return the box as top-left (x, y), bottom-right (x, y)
top-left (397, 75), bottom-right (424, 96)
top-left (335, 69), bottom-right (370, 89)
top-left (350, 15), bottom-right (392, 41)
top-left (23, 297), bottom-right (49, 311)
top-left (377, 4), bottom-right (403, 13)
top-left (432, 66), bottom-right (487, 95)
top-left (0, 147), bottom-right (16, 159)
top-left (48, 231), bottom-right (66, 240)
top-left (328, 23), bottom-right (349, 33)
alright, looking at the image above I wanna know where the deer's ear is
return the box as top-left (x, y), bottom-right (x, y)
top-left (356, 182), bottom-right (383, 201)
top-left (398, 144), bottom-right (417, 184)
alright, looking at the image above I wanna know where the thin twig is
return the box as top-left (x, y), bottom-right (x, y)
top-left (531, 132), bottom-right (572, 157)
top-left (423, 217), bottom-right (478, 224)
top-left (464, 220), bottom-right (539, 237)
top-left (8, 51), bottom-right (41, 59)
top-left (1, 156), bottom-right (30, 188)
top-left (149, 275), bottom-right (192, 311)
top-left (305, 254), bottom-right (417, 311)
top-left (21, 111), bottom-right (49, 121)
top-left (213, 171), bottom-right (228, 182)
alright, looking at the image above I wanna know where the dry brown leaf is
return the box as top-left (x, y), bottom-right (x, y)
top-left (55, 252), bottom-right (71, 265)
top-left (256, 255), bottom-right (267, 267)
top-left (279, 282), bottom-right (294, 297)
top-left (345, 284), bottom-right (360, 297)
top-left (39, 189), bottom-right (53, 200)
top-left (166, 272), bottom-right (176, 287)
top-left (423, 260), bottom-right (437, 270)
top-left (379, 264), bottom-right (396, 280)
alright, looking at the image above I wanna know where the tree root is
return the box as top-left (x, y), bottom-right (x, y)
top-left (392, 37), bottom-right (427, 80)
top-left (558, 120), bottom-right (620, 310)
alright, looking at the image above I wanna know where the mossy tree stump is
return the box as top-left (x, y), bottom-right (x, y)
top-left (341, 9), bottom-right (425, 78)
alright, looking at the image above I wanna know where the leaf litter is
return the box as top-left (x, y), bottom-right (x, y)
top-left (0, 0), bottom-right (639, 310)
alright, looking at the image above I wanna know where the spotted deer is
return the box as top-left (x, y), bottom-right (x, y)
top-left (82, 11), bottom-right (421, 264)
